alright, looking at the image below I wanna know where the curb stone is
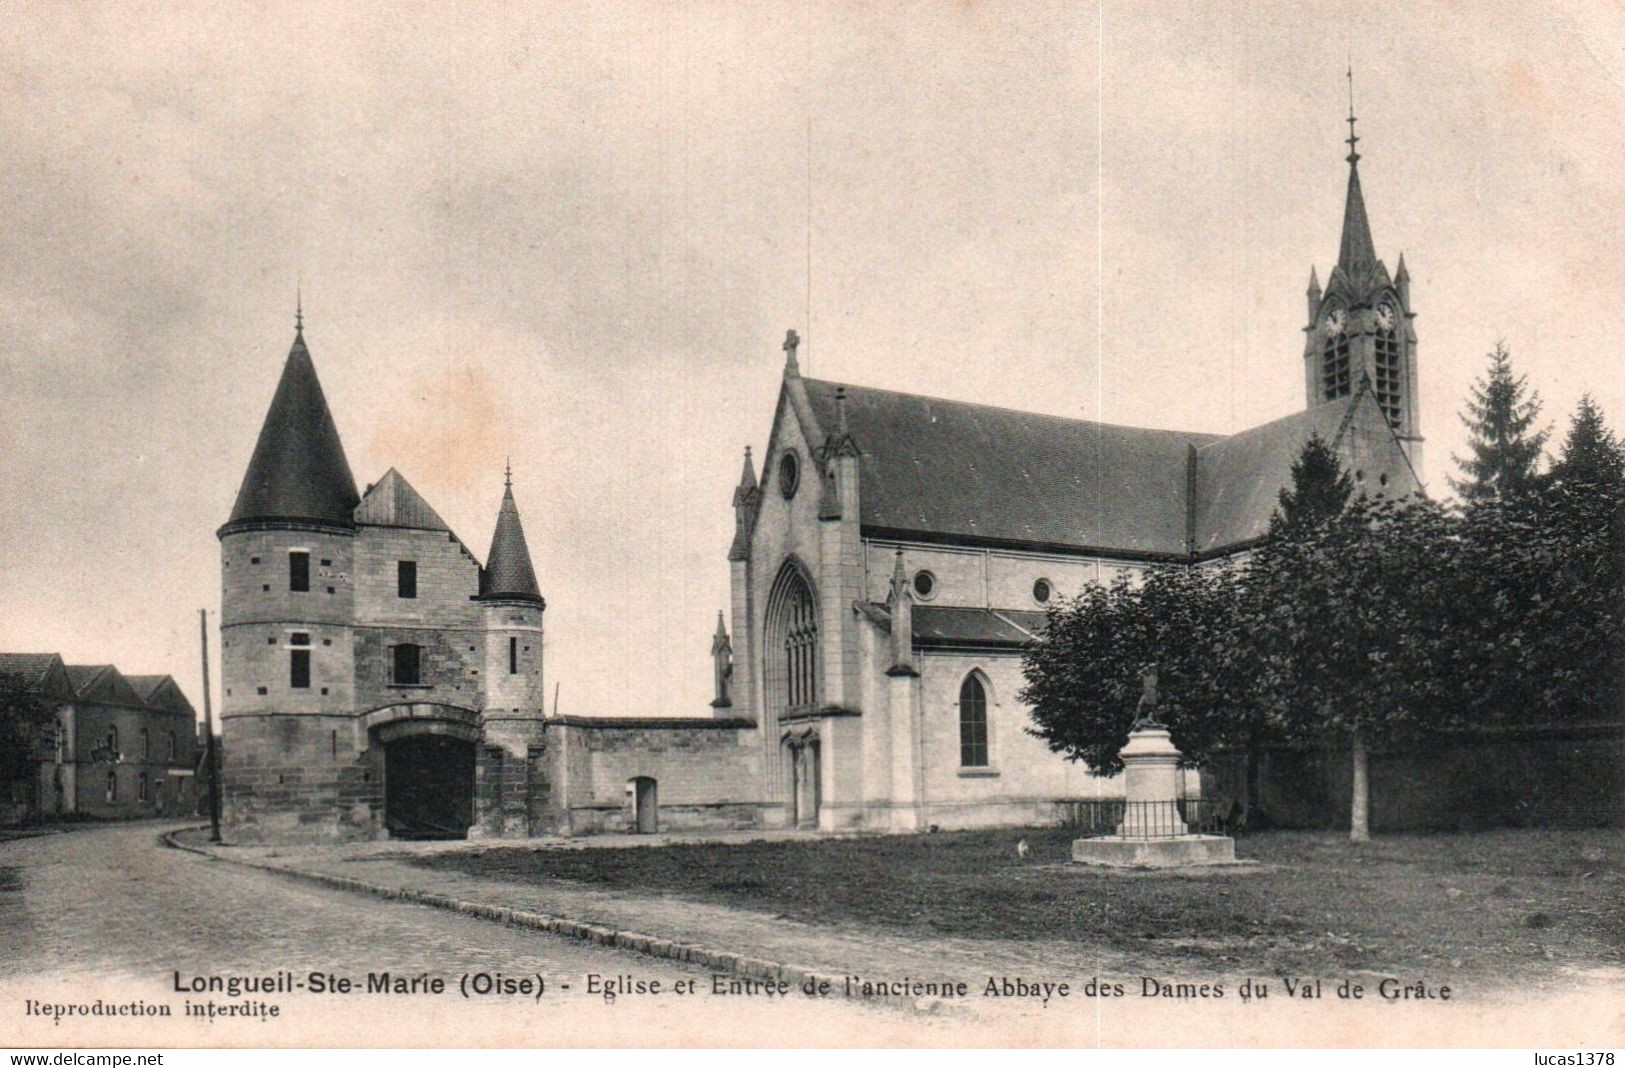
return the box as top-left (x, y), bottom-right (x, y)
top-left (161, 829), bottom-right (938, 1014)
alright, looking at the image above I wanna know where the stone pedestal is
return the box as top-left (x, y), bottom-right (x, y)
top-left (1117, 727), bottom-right (1187, 837)
top-left (1071, 724), bottom-right (1235, 869)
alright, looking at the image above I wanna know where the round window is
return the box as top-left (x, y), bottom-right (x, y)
top-left (778, 451), bottom-right (800, 499)
top-left (912, 570), bottom-right (936, 599)
top-left (1033, 578), bottom-right (1052, 604)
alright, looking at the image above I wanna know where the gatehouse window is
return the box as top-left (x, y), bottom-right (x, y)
top-left (140, 728), bottom-right (150, 759)
top-left (107, 725), bottom-right (118, 752)
top-left (398, 560), bottom-right (418, 599)
top-left (959, 674), bottom-right (989, 768)
top-left (289, 550), bottom-right (310, 592)
top-left (913, 570), bottom-right (936, 599)
top-left (167, 730), bottom-right (177, 761)
top-left (509, 637), bottom-right (518, 675)
top-left (290, 632), bottom-right (311, 689)
top-left (392, 643), bottom-right (423, 686)
top-left (138, 772), bottom-right (149, 802)
top-left (106, 771), bottom-right (117, 802)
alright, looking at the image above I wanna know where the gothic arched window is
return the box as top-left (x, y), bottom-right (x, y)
top-left (959, 674), bottom-right (989, 768)
top-left (1321, 310), bottom-right (1352, 400)
top-left (1373, 300), bottom-right (1403, 429)
top-left (766, 562), bottom-right (818, 716)
top-left (140, 727), bottom-right (150, 759)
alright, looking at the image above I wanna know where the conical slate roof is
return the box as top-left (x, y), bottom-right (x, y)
top-left (480, 478), bottom-right (542, 602)
top-left (225, 329), bottom-right (359, 530)
top-left (1336, 160), bottom-right (1377, 273)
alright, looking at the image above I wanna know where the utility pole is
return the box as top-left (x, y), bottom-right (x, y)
top-left (199, 608), bottom-right (222, 842)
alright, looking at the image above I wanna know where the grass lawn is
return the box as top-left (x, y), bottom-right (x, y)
top-left (406, 827), bottom-right (1625, 984)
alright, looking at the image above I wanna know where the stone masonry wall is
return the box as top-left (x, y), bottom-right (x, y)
top-left (913, 650), bottom-right (1119, 830)
top-left (551, 720), bottom-right (766, 835)
top-left (222, 713), bottom-right (383, 843)
top-left (1204, 724), bottom-right (1625, 831)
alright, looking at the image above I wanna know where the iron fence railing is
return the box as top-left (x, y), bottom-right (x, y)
top-left (1060, 798), bottom-right (1233, 839)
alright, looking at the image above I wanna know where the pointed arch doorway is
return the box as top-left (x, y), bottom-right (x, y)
top-left (783, 729), bottom-right (820, 829)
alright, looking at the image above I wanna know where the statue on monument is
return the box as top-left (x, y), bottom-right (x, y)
top-left (1130, 665), bottom-right (1165, 731)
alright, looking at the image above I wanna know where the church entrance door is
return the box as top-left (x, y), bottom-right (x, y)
top-left (383, 734), bottom-right (475, 839)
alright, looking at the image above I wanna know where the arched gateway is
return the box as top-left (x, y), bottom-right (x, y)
top-left (364, 703), bottom-right (480, 840)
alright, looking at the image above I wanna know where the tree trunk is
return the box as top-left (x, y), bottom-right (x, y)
top-left (1244, 730), bottom-right (1262, 827)
top-left (1349, 733), bottom-right (1370, 843)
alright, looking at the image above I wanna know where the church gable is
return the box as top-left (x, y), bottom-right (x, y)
top-left (1192, 385), bottom-right (1418, 554)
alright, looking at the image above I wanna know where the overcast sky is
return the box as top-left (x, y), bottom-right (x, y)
top-left (3, 1), bottom-right (1623, 719)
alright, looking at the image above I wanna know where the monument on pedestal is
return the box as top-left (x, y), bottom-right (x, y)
top-left (1071, 668), bottom-right (1236, 868)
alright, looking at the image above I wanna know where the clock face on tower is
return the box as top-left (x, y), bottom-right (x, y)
top-left (1376, 303), bottom-right (1396, 332)
top-left (1322, 308), bottom-right (1347, 337)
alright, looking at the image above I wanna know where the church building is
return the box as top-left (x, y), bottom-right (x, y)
top-left (218, 112), bottom-right (1422, 842)
top-left (717, 113), bottom-right (1423, 831)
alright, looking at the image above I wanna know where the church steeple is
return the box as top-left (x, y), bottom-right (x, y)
top-left (1336, 71), bottom-right (1377, 274)
top-left (480, 467), bottom-right (543, 603)
top-left (222, 312), bottom-right (360, 534)
top-left (1301, 78), bottom-right (1423, 472)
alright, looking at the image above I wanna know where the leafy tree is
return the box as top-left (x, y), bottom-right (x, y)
top-left (1451, 341), bottom-right (1549, 502)
top-left (1268, 432), bottom-right (1354, 539)
top-left (1238, 494), bottom-right (1457, 841)
top-left (1021, 563), bottom-right (1253, 776)
top-left (0, 671), bottom-right (53, 796)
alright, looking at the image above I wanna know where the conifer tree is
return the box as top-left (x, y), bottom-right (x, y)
top-left (1269, 433), bottom-right (1354, 539)
top-left (1450, 342), bottom-right (1549, 502)
top-left (1547, 394), bottom-right (1625, 494)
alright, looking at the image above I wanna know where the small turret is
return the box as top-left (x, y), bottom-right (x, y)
top-left (479, 465), bottom-right (545, 719)
top-left (710, 611), bottom-right (733, 710)
top-left (727, 446), bottom-right (760, 562)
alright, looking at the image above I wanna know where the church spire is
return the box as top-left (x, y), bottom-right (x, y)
top-left (481, 469), bottom-right (543, 603)
top-left (1337, 66), bottom-right (1377, 273)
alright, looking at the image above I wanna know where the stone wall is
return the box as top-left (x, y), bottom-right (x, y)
top-left (1204, 723), bottom-right (1625, 831)
top-left (910, 649), bottom-right (1119, 830)
top-left (547, 718), bottom-right (767, 835)
top-left (221, 713), bottom-right (382, 843)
